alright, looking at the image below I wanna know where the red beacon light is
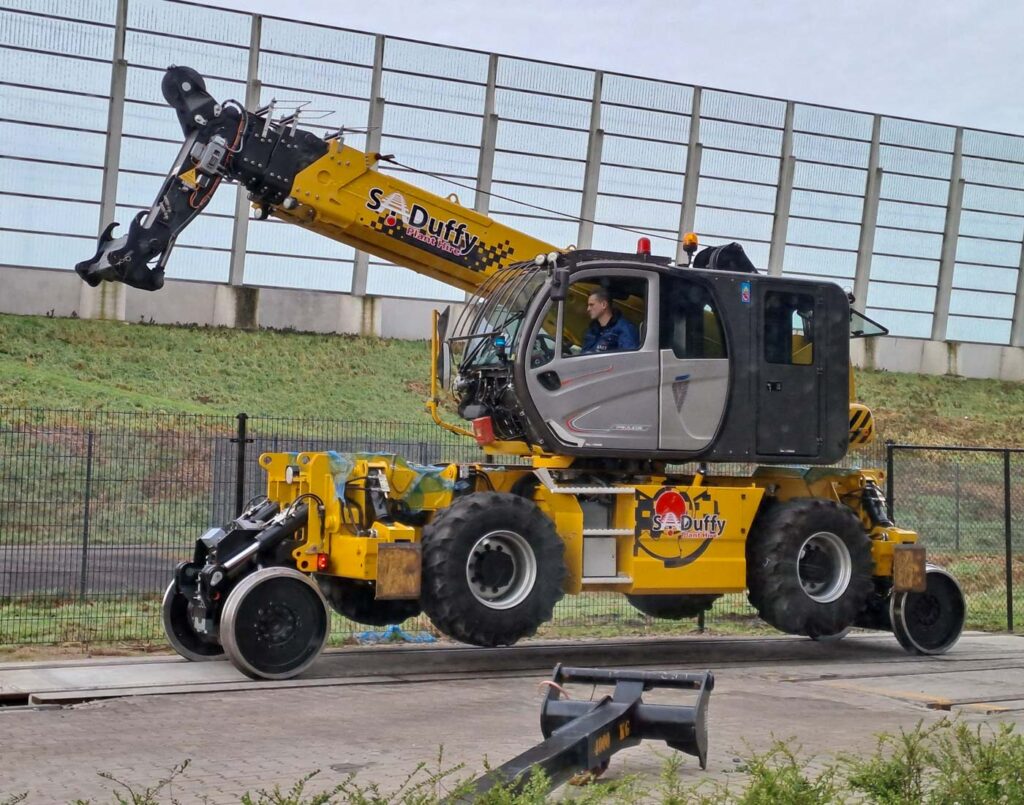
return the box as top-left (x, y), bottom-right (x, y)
top-left (636, 237), bottom-right (652, 256)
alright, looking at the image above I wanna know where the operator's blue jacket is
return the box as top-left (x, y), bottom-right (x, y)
top-left (582, 311), bottom-right (640, 353)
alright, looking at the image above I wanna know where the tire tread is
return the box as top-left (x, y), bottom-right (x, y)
top-left (746, 497), bottom-right (873, 638)
top-left (420, 492), bottom-right (566, 647)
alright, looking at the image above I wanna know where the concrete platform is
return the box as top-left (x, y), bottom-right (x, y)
top-left (1, 632), bottom-right (1022, 802)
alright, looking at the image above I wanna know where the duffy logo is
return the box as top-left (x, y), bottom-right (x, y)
top-left (651, 488), bottom-right (725, 539)
top-left (367, 188), bottom-right (479, 257)
top-left (634, 487), bottom-right (725, 568)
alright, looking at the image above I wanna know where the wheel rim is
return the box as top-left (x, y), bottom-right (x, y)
top-left (221, 568), bottom-right (329, 680)
top-left (465, 529), bottom-right (537, 610)
top-left (161, 581), bottom-right (223, 662)
top-left (796, 531), bottom-right (852, 604)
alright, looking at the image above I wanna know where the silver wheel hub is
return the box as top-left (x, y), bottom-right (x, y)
top-left (797, 531), bottom-right (852, 604)
top-left (466, 530), bottom-right (537, 610)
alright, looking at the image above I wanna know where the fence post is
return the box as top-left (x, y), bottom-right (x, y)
top-left (954, 461), bottom-right (961, 552)
top-left (885, 441), bottom-right (895, 523)
top-left (1004, 450), bottom-right (1014, 632)
top-left (233, 413), bottom-right (250, 517)
top-left (79, 431), bottom-right (94, 602)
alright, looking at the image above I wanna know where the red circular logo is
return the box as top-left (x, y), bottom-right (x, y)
top-left (654, 489), bottom-right (687, 533)
top-left (385, 215), bottom-right (397, 227)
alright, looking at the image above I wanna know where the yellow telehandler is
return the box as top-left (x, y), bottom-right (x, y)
top-left (77, 66), bottom-right (965, 680)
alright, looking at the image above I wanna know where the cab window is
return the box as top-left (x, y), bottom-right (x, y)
top-left (765, 291), bottom-right (815, 366)
top-left (659, 277), bottom-right (727, 359)
top-left (530, 304), bottom-right (559, 368)
top-left (559, 277), bottom-right (647, 358)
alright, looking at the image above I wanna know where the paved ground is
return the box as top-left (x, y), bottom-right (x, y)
top-left (1, 632), bottom-right (1023, 803)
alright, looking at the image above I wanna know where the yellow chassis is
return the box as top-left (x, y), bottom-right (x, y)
top-left (261, 451), bottom-right (919, 599)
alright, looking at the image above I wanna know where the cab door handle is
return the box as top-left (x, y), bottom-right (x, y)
top-left (538, 371), bottom-right (561, 390)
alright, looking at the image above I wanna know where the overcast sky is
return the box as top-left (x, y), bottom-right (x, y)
top-left (195, 0), bottom-right (1023, 135)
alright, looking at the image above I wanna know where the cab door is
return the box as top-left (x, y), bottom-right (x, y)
top-left (523, 270), bottom-right (659, 452)
top-left (756, 287), bottom-right (822, 457)
top-left (657, 275), bottom-right (731, 452)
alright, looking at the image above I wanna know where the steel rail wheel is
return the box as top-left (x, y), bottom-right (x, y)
top-left (891, 564), bottom-right (966, 655)
top-left (626, 594), bottom-right (721, 620)
top-left (316, 575), bottom-right (422, 626)
top-left (220, 567), bottom-right (330, 680)
top-left (161, 580), bottom-right (224, 662)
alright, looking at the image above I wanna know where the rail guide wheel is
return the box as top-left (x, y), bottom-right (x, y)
top-left (221, 567), bottom-right (330, 680)
top-left (891, 564), bottom-right (966, 655)
top-left (161, 580), bottom-right (224, 662)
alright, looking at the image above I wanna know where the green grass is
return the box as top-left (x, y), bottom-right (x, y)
top-left (0, 592), bottom-right (768, 649)
top-left (0, 596), bottom-right (166, 647)
top-left (0, 313), bottom-right (438, 423)
top-left (856, 369), bottom-right (1024, 448)
top-left (3, 311), bottom-right (1024, 447)
top-left (930, 552), bottom-right (1024, 631)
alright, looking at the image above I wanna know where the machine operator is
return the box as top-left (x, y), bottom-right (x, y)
top-left (582, 288), bottom-right (640, 354)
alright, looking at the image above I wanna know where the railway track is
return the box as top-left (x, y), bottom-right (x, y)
top-left (2, 632), bottom-right (1021, 708)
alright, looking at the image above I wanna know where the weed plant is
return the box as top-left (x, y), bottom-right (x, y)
top-left (9, 718), bottom-right (1016, 805)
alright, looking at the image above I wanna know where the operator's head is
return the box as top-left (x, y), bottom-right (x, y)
top-left (587, 287), bottom-right (613, 324)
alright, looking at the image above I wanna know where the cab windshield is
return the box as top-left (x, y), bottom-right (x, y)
top-left (456, 268), bottom-right (546, 370)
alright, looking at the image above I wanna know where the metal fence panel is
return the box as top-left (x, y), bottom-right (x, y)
top-left (0, 408), bottom-right (237, 643)
top-left (889, 444), bottom-right (1022, 632)
top-left (1, 411), bottom-right (1019, 646)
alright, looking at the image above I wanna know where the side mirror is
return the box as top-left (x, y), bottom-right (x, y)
top-left (431, 306), bottom-right (451, 399)
top-left (550, 266), bottom-right (569, 301)
top-left (440, 342), bottom-right (452, 390)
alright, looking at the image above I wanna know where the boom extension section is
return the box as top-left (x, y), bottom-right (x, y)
top-left (76, 66), bottom-right (555, 294)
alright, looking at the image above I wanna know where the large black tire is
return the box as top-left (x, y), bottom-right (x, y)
top-left (626, 594), bottom-right (720, 620)
top-left (420, 492), bottom-right (566, 647)
top-left (747, 498), bottom-right (872, 638)
top-left (316, 576), bottom-right (422, 626)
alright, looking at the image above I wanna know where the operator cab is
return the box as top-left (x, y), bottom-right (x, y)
top-left (449, 245), bottom-right (867, 465)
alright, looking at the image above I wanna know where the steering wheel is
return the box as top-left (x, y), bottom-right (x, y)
top-left (531, 333), bottom-right (556, 367)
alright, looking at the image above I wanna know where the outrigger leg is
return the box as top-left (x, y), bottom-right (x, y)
top-left (459, 665), bottom-right (714, 800)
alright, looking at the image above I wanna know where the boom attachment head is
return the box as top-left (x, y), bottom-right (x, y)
top-left (75, 66), bottom-right (327, 291)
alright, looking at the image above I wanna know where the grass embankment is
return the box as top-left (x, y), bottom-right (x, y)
top-left (0, 314), bottom-right (435, 422)
top-left (855, 370), bottom-right (1024, 447)
top-left (2, 312), bottom-right (1024, 445)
